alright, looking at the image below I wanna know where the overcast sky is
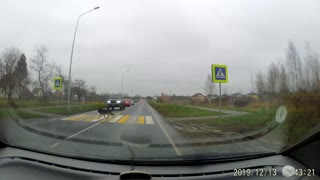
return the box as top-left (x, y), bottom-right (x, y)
top-left (1, 0), bottom-right (320, 96)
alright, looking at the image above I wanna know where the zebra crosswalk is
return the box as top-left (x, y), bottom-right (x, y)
top-left (61, 114), bottom-right (155, 125)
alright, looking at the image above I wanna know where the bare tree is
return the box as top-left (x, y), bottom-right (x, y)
top-left (255, 72), bottom-right (266, 95)
top-left (286, 40), bottom-right (302, 92)
top-left (15, 54), bottom-right (30, 100)
top-left (204, 73), bottom-right (215, 104)
top-left (0, 47), bottom-right (22, 104)
top-left (72, 79), bottom-right (87, 102)
top-left (267, 62), bottom-right (280, 96)
top-left (250, 72), bottom-right (254, 93)
top-left (87, 86), bottom-right (97, 102)
top-left (30, 46), bottom-right (55, 103)
top-left (303, 42), bottom-right (320, 92)
top-left (278, 60), bottom-right (289, 93)
top-left (55, 65), bottom-right (63, 77)
top-left (99, 92), bottom-right (111, 102)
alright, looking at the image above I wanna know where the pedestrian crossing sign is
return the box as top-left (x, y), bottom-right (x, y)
top-left (212, 64), bottom-right (228, 83)
top-left (54, 77), bottom-right (63, 90)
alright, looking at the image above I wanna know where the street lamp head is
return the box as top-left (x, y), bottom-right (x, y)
top-left (94, 6), bottom-right (100, 10)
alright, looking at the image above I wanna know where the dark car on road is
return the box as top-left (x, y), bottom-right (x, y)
top-left (106, 99), bottom-right (125, 110)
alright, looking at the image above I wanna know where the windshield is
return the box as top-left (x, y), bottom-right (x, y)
top-left (0, 0), bottom-right (319, 163)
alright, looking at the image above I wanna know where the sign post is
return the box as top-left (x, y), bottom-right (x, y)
top-left (54, 77), bottom-right (63, 112)
top-left (212, 64), bottom-right (228, 116)
top-left (54, 77), bottom-right (63, 91)
top-left (219, 82), bottom-right (221, 113)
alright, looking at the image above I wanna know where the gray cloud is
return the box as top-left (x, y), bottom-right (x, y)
top-left (1, 0), bottom-right (320, 96)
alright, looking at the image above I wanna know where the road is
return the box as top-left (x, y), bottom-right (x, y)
top-left (0, 101), bottom-right (287, 162)
top-left (1, 101), bottom-right (186, 160)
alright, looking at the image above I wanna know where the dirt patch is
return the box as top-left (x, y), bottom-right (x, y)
top-left (167, 119), bottom-right (238, 139)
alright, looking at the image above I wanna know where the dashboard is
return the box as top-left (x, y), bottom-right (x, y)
top-left (0, 146), bottom-right (318, 180)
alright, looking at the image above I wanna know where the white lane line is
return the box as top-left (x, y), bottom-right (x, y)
top-left (65, 121), bottom-right (102, 140)
top-left (50, 143), bottom-right (60, 148)
top-left (149, 106), bottom-right (182, 156)
top-left (108, 115), bottom-right (123, 123)
top-left (145, 116), bottom-right (154, 124)
top-left (50, 112), bottom-right (121, 148)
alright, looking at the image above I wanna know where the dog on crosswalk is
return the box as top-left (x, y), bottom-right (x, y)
top-left (97, 108), bottom-right (114, 120)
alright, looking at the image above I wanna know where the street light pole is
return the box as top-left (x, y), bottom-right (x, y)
top-left (67, 6), bottom-right (100, 111)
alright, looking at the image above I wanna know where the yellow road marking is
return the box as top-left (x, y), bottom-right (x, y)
top-left (116, 115), bottom-right (130, 123)
top-left (136, 116), bottom-right (145, 124)
top-left (62, 114), bottom-right (84, 120)
top-left (100, 118), bottom-right (109, 123)
top-left (68, 114), bottom-right (91, 121)
top-left (83, 115), bottom-right (101, 122)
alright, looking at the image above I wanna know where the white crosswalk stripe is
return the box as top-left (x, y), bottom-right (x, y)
top-left (60, 114), bottom-right (155, 125)
top-left (108, 115), bottom-right (123, 123)
top-left (91, 117), bottom-right (105, 122)
top-left (146, 116), bottom-right (155, 124)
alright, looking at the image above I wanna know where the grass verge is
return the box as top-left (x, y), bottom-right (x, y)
top-left (32, 104), bottom-right (106, 115)
top-left (0, 110), bottom-right (45, 119)
top-left (0, 98), bottom-right (102, 108)
top-left (148, 101), bottom-right (223, 118)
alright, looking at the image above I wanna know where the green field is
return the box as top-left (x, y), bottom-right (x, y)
top-left (0, 98), bottom-right (102, 108)
top-left (33, 104), bottom-right (106, 115)
top-left (0, 110), bottom-right (45, 119)
top-left (148, 101), bottom-right (224, 118)
top-left (195, 102), bottom-right (278, 113)
top-left (165, 101), bottom-right (320, 147)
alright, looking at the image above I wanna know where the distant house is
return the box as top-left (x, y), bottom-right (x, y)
top-left (32, 88), bottom-right (43, 97)
top-left (208, 94), bottom-right (219, 100)
top-left (191, 93), bottom-right (205, 103)
top-left (246, 92), bottom-right (259, 100)
top-left (160, 93), bottom-right (171, 102)
top-left (221, 94), bottom-right (230, 100)
top-left (231, 93), bottom-right (243, 98)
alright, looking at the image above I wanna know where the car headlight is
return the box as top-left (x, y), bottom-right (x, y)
top-left (107, 100), bottom-right (111, 103)
top-left (116, 100), bottom-right (121, 103)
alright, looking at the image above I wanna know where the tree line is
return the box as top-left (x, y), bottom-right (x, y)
top-left (0, 45), bottom-right (131, 105)
top-left (254, 40), bottom-right (320, 96)
top-left (202, 40), bottom-right (320, 101)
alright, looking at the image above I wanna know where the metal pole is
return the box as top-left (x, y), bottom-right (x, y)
top-left (56, 91), bottom-right (58, 113)
top-left (67, 7), bottom-right (100, 111)
top-left (219, 82), bottom-right (221, 114)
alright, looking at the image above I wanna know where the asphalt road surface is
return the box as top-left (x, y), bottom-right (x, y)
top-left (1, 101), bottom-right (187, 160)
top-left (0, 101), bottom-right (286, 162)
